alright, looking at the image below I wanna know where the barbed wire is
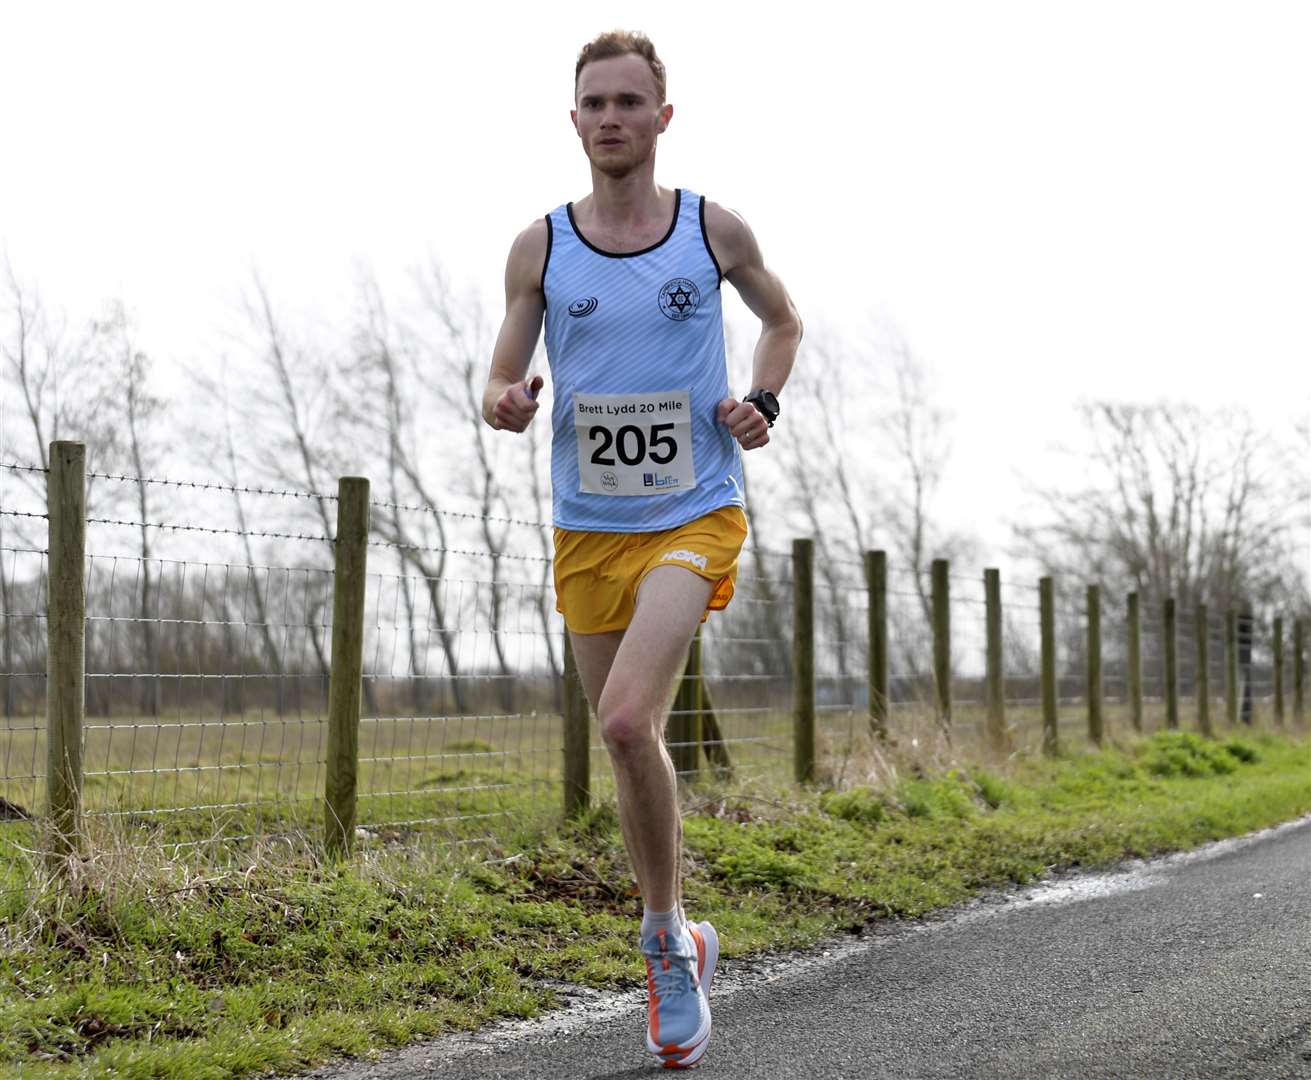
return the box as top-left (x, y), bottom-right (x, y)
top-left (85, 470), bottom-right (338, 502)
top-left (367, 539), bottom-right (552, 563)
top-left (0, 509), bottom-right (48, 521)
top-left (86, 551), bottom-right (333, 576)
top-left (0, 461), bottom-right (47, 474)
top-left (370, 499), bottom-right (550, 531)
top-left (86, 516), bottom-right (334, 544)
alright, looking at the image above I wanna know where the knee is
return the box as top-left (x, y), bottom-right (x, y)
top-left (599, 699), bottom-right (659, 759)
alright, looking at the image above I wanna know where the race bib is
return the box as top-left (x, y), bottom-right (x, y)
top-left (573, 390), bottom-right (696, 497)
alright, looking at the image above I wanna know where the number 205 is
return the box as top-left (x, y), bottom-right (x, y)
top-left (588, 423), bottom-right (677, 467)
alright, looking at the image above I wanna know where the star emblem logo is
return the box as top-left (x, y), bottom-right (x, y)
top-left (657, 277), bottom-right (701, 322)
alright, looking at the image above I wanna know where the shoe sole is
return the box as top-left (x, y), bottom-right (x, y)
top-left (654, 921), bottom-right (719, 1069)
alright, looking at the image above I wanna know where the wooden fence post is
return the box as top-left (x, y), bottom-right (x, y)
top-left (669, 631), bottom-right (701, 781)
top-left (1224, 610), bottom-right (1239, 728)
top-left (984, 568), bottom-right (1009, 752)
top-left (46, 441), bottom-right (86, 865)
top-left (1296, 618), bottom-right (1306, 725)
top-left (1272, 616), bottom-right (1284, 726)
top-left (793, 538), bottom-right (815, 784)
top-left (1164, 597), bottom-right (1179, 730)
top-left (324, 477), bottom-right (370, 859)
top-left (865, 550), bottom-right (889, 742)
top-left (1040, 576), bottom-right (1058, 756)
top-left (1087, 584), bottom-right (1103, 745)
top-left (1127, 592), bottom-right (1143, 733)
top-left (1238, 612), bottom-right (1254, 726)
top-left (562, 632), bottom-right (590, 818)
top-left (1195, 604), bottom-right (1212, 736)
top-left (931, 558), bottom-right (951, 736)
top-left (696, 631), bottom-right (734, 778)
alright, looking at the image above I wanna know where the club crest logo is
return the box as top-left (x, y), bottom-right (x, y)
top-left (568, 296), bottom-right (599, 318)
top-left (658, 278), bottom-right (700, 322)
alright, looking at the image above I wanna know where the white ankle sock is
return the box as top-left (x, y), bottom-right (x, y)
top-left (641, 905), bottom-right (684, 940)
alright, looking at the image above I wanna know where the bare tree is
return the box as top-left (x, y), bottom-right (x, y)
top-left (90, 302), bottom-right (168, 716)
top-left (523, 380), bottom-right (562, 689)
top-left (2, 262), bottom-right (118, 715)
top-left (414, 265), bottom-right (523, 712)
top-left (771, 325), bottom-right (974, 694)
top-left (1014, 401), bottom-right (1310, 620)
top-left (239, 273), bottom-right (356, 709)
top-left (343, 271), bottom-right (469, 714)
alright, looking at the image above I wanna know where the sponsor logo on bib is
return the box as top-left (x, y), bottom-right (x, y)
top-left (658, 278), bottom-right (700, 322)
top-left (660, 548), bottom-right (709, 571)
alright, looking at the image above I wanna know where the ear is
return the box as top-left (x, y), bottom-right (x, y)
top-left (657, 103), bottom-right (673, 134)
top-left (570, 109), bottom-right (580, 135)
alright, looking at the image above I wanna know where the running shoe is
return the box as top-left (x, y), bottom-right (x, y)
top-left (642, 919), bottom-right (719, 1069)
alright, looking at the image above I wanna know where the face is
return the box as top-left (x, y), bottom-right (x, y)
top-left (572, 54), bottom-right (672, 178)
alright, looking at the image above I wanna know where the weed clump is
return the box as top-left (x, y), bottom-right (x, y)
top-left (1140, 731), bottom-right (1242, 777)
top-left (970, 770), bottom-right (1012, 810)
top-left (713, 844), bottom-right (809, 890)
top-left (895, 775), bottom-right (977, 819)
top-left (819, 788), bottom-right (887, 826)
top-left (1223, 738), bottom-right (1260, 764)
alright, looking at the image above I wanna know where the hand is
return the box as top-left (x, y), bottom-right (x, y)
top-left (718, 397), bottom-right (771, 451)
top-left (493, 375), bottom-right (544, 433)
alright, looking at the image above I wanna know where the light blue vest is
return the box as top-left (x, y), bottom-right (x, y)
top-left (542, 188), bottom-right (745, 532)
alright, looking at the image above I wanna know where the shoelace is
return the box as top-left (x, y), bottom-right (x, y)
top-left (645, 933), bottom-right (698, 1002)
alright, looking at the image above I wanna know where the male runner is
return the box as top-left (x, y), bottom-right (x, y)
top-left (482, 30), bottom-right (801, 1069)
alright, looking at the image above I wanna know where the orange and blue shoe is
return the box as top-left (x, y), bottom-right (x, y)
top-left (642, 920), bottom-right (719, 1069)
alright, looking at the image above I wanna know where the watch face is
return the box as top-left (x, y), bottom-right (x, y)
top-left (751, 390), bottom-right (779, 420)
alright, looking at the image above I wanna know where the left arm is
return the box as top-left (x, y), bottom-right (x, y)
top-left (704, 201), bottom-right (803, 449)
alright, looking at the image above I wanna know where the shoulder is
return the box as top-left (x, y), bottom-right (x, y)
top-left (700, 199), bottom-right (760, 275)
top-left (508, 217), bottom-right (551, 267)
top-left (505, 217), bottom-right (551, 291)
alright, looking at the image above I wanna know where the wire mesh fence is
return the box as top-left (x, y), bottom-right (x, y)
top-left (2, 453), bottom-right (1308, 865)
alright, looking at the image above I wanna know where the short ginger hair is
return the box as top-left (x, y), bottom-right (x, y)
top-left (575, 30), bottom-right (666, 102)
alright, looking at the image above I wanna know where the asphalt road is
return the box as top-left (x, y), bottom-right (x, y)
top-left (298, 817), bottom-right (1311, 1080)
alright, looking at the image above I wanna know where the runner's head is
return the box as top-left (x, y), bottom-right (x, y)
top-left (572, 31), bottom-right (672, 178)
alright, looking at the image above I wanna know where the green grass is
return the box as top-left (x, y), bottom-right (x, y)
top-left (2, 695), bottom-right (1277, 842)
top-left (0, 729), bottom-right (1307, 1078)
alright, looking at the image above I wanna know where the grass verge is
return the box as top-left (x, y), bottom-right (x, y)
top-left (1, 729), bottom-right (1308, 1079)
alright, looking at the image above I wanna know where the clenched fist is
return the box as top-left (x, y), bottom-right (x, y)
top-left (718, 397), bottom-right (771, 451)
top-left (493, 375), bottom-right (544, 433)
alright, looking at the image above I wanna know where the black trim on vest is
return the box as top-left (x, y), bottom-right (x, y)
top-left (540, 214), bottom-right (554, 308)
top-left (699, 195), bottom-right (723, 286)
top-left (565, 189), bottom-right (682, 258)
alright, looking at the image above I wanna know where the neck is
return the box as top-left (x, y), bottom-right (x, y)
top-left (586, 160), bottom-right (664, 227)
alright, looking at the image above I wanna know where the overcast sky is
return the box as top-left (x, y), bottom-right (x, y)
top-left (2, 0), bottom-right (1308, 559)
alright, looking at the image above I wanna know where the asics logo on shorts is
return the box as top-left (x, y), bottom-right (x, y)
top-left (660, 548), bottom-right (708, 572)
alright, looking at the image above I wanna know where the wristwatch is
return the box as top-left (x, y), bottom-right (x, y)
top-left (744, 388), bottom-right (780, 427)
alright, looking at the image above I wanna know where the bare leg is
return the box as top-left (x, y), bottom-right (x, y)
top-left (568, 566), bottom-right (713, 912)
top-left (568, 629), bottom-right (623, 714)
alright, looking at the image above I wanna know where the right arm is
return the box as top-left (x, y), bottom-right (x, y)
top-left (482, 218), bottom-right (549, 431)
